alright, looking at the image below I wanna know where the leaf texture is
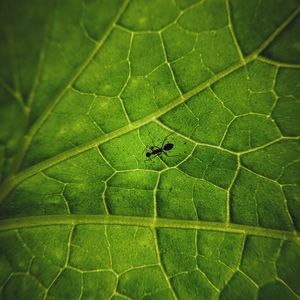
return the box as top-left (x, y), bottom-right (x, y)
top-left (0, 0), bottom-right (300, 299)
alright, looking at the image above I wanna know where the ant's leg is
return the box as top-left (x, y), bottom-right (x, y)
top-left (161, 132), bottom-right (175, 148)
top-left (142, 146), bottom-right (150, 155)
top-left (162, 151), bottom-right (179, 157)
top-left (148, 132), bottom-right (160, 149)
top-left (144, 131), bottom-right (162, 157)
top-left (145, 154), bottom-right (160, 162)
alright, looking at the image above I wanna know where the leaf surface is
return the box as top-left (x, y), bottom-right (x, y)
top-left (0, 0), bottom-right (300, 299)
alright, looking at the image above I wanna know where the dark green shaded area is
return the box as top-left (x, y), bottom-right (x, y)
top-left (197, 231), bottom-right (244, 290)
top-left (231, 168), bottom-right (293, 230)
top-left (276, 241), bottom-right (300, 295)
top-left (258, 280), bottom-right (298, 300)
top-left (3, 275), bottom-right (44, 300)
top-left (0, 0), bottom-right (53, 99)
top-left (283, 184), bottom-right (300, 231)
top-left (230, 0), bottom-right (299, 54)
top-left (220, 271), bottom-right (257, 300)
top-left (263, 16), bottom-right (300, 64)
top-left (241, 236), bottom-right (282, 285)
top-left (273, 68), bottom-right (300, 136)
top-left (0, 89), bottom-right (27, 181)
top-left (241, 139), bottom-right (300, 184)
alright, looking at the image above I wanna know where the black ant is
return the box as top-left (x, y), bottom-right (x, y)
top-left (145, 133), bottom-right (175, 160)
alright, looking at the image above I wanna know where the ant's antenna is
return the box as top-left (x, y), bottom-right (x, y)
top-left (148, 131), bottom-right (157, 147)
top-left (161, 131), bottom-right (175, 147)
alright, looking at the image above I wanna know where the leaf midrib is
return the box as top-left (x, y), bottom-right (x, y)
top-left (0, 215), bottom-right (299, 243)
top-left (0, 5), bottom-right (299, 204)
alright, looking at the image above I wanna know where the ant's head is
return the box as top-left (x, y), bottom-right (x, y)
top-left (146, 152), bottom-right (151, 158)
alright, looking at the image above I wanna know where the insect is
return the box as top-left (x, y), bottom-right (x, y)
top-left (145, 133), bottom-right (175, 160)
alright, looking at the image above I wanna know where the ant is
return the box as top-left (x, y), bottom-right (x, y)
top-left (145, 132), bottom-right (175, 160)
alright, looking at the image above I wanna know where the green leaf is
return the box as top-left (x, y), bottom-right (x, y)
top-left (1, 0), bottom-right (300, 299)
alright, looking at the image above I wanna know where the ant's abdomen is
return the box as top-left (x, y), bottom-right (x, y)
top-left (164, 143), bottom-right (174, 151)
